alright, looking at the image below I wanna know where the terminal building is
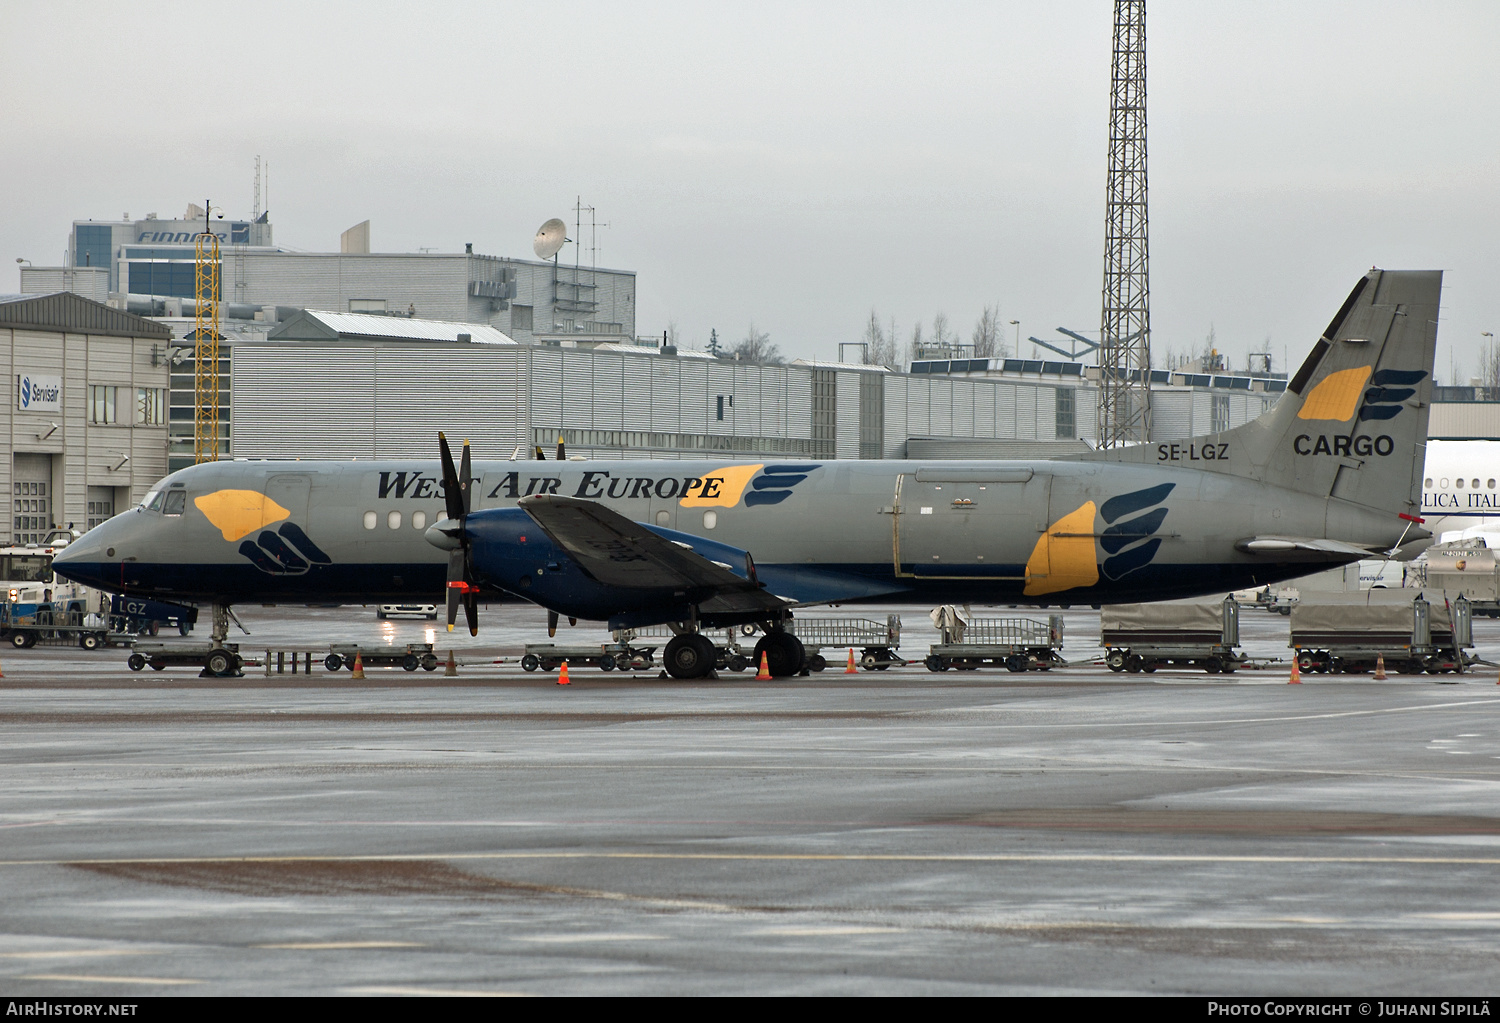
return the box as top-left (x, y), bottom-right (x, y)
top-left (0, 293), bottom-right (169, 543)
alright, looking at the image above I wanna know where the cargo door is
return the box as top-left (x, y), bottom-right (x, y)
top-left (894, 467), bottom-right (1049, 579)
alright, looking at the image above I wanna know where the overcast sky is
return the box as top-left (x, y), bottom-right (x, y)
top-left (3, 2), bottom-right (1496, 380)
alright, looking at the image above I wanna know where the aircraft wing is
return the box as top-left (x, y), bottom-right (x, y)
top-left (516, 495), bottom-right (791, 616)
top-left (1235, 536), bottom-right (1381, 558)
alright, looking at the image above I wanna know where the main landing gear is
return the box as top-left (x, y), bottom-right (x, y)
top-left (660, 620), bottom-right (806, 680)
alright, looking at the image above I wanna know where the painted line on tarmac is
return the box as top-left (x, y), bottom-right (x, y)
top-left (9, 850), bottom-right (1500, 868)
top-left (19, 973), bottom-right (201, 985)
top-left (343, 985), bottom-right (531, 997)
top-left (252, 941), bottom-right (425, 949)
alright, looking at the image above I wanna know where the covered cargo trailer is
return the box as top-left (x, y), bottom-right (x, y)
top-left (1101, 597), bottom-right (1243, 674)
top-left (1288, 591), bottom-right (1472, 675)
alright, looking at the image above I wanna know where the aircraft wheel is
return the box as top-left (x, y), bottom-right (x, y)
top-left (206, 649), bottom-right (234, 677)
top-left (127, 653), bottom-right (146, 672)
top-left (665, 633), bottom-right (717, 679)
top-left (80, 633), bottom-right (102, 651)
top-left (421, 654), bottom-right (439, 672)
top-left (402, 654), bottom-right (420, 672)
top-left (808, 654), bottom-right (827, 673)
top-left (924, 655), bottom-right (943, 672)
top-left (1005, 655), bottom-right (1027, 673)
top-left (754, 631), bottom-right (805, 679)
top-left (725, 654), bottom-right (747, 673)
top-left (521, 654), bottom-right (540, 672)
top-left (598, 655), bottom-right (615, 671)
top-left (740, 624), bottom-right (758, 637)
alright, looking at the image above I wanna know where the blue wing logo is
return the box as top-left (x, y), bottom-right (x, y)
top-left (1358, 369), bottom-right (1426, 422)
top-left (237, 521), bottom-right (332, 575)
top-left (744, 464), bottom-right (821, 507)
top-left (1099, 483), bottom-right (1174, 581)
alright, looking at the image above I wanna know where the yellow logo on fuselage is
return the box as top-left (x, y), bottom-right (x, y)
top-left (1023, 501), bottom-right (1100, 596)
top-left (194, 489), bottom-right (291, 542)
top-left (679, 464), bottom-right (764, 507)
top-left (1297, 366), bottom-right (1372, 421)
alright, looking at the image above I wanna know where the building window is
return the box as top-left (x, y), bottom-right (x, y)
top-left (511, 305), bottom-right (534, 332)
top-left (86, 486), bottom-right (115, 530)
top-left (74, 224), bottom-right (111, 269)
top-left (137, 388), bottom-right (164, 425)
top-left (1212, 394), bottom-right (1230, 434)
top-left (349, 298), bottom-right (387, 313)
top-left (90, 386), bottom-right (118, 424)
top-left (1055, 387), bottom-right (1076, 440)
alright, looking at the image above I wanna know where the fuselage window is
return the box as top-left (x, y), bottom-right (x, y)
top-left (1442, 478), bottom-right (1450, 488)
top-left (1474, 479), bottom-right (1482, 489)
top-left (388, 510), bottom-right (402, 530)
top-left (703, 511), bottom-right (717, 529)
top-left (163, 490), bottom-right (186, 516)
top-left (363, 511), bottom-right (377, 530)
top-left (1490, 480), bottom-right (1496, 489)
top-left (1424, 478), bottom-right (1433, 488)
top-left (412, 510), bottom-right (427, 530)
top-left (1457, 478), bottom-right (1465, 489)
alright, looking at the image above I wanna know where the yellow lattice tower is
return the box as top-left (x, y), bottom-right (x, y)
top-left (193, 226), bottom-right (221, 463)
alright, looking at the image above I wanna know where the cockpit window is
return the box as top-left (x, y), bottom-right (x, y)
top-left (142, 489), bottom-right (164, 512)
top-left (163, 490), bottom-right (186, 516)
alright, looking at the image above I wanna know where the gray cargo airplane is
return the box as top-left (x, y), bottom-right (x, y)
top-left (56, 269), bottom-right (1440, 677)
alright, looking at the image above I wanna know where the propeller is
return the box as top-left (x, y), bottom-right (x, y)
top-left (557, 435), bottom-right (566, 461)
top-left (534, 445), bottom-right (546, 460)
top-left (438, 432), bottom-right (479, 636)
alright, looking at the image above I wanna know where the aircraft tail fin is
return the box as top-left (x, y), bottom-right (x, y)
top-left (1091, 268), bottom-right (1442, 522)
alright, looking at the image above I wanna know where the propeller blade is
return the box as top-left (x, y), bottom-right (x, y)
top-left (463, 590), bottom-right (478, 637)
top-left (547, 610), bottom-right (558, 638)
top-left (459, 439), bottom-right (472, 515)
top-left (438, 432), bottom-right (465, 522)
top-left (556, 435), bottom-right (566, 461)
top-left (534, 445), bottom-right (546, 460)
top-left (446, 551), bottom-right (464, 632)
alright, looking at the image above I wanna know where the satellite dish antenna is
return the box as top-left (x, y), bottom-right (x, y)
top-left (533, 218), bottom-right (568, 261)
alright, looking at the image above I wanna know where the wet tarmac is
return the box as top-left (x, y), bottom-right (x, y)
top-left (4, 602), bottom-right (1500, 995)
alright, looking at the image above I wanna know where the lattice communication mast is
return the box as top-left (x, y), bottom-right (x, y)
top-left (193, 201), bottom-right (221, 463)
top-left (1099, 0), bottom-right (1151, 447)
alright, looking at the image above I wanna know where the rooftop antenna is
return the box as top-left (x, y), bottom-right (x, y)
top-left (252, 156), bottom-right (261, 221)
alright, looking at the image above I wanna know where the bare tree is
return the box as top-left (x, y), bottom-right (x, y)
top-left (665, 319), bottom-right (680, 348)
top-left (860, 310), bottom-right (885, 365)
top-left (931, 312), bottom-right (956, 352)
top-left (909, 321), bottom-right (924, 360)
top-left (1479, 336), bottom-right (1500, 392)
top-left (972, 305), bottom-right (1002, 358)
top-left (732, 322), bottom-right (782, 364)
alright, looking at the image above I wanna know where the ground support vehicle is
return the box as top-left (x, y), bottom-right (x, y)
top-left (326, 642), bottom-right (440, 673)
top-left (108, 594), bottom-right (196, 637)
top-left (1289, 591), bottom-right (1474, 675)
top-left (521, 641), bottom-right (643, 673)
top-left (1102, 597), bottom-right (1244, 674)
top-left (127, 641), bottom-right (245, 677)
top-left (785, 615), bottom-right (904, 671)
top-left (1, 601), bottom-right (112, 650)
top-left (1421, 541), bottom-right (1500, 618)
top-left (924, 613), bottom-right (1064, 673)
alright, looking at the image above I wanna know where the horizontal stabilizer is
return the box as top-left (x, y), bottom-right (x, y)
top-left (1235, 536), bottom-right (1378, 559)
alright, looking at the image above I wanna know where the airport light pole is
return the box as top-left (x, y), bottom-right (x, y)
top-left (1009, 320), bottom-right (1020, 359)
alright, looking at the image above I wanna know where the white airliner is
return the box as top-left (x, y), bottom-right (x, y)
top-left (1421, 440), bottom-right (1500, 542)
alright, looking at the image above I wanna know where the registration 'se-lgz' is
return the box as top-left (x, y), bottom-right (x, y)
top-left (57, 270), bottom-right (1441, 678)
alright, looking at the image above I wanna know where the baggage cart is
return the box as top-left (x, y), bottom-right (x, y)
top-left (785, 615), bottom-right (903, 671)
top-left (326, 641), bottom-right (440, 672)
top-left (924, 611), bottom-right (1064, 672)
top-left (127, 641), bottom-right (245, 676)
top-left (1101, 597), bottom-right (1244, 674)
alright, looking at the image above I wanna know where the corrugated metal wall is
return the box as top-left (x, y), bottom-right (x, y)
top-left (835, 371), bottom-right (861, 458)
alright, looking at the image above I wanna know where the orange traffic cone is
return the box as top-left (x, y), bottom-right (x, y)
top-left (1288, 655), bottom-right (1301, 685)
top-left (351, 652), bottom-right (366, 680)
top-left (445, 649), bottom-right (458, 677)
top-left (556, 660), bottom-right (570, 685)
top-left (756, 652), bottom-right (772, 680)
top-left (1374, 653), bottom-right (1387, 680)
top-left (845, 648), bottom-right (859, 674)
top-left (0, 658), bottom-right (6, 678)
